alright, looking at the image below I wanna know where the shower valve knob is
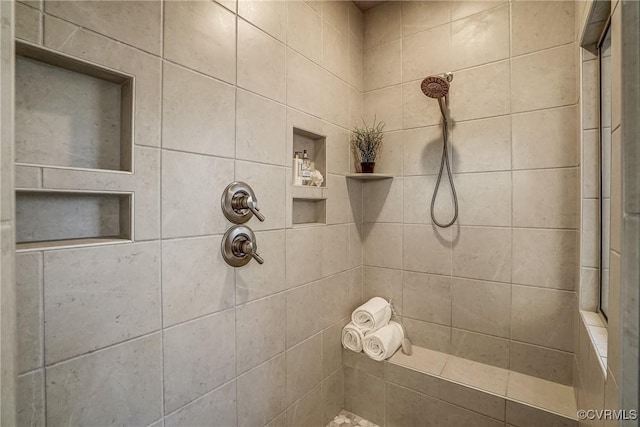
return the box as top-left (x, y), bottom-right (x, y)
top-left (222, 225), bottom-right (264, 267)
top-left (222, 182), bottom-right (265, 224)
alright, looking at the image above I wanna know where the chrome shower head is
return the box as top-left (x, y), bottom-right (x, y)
top-left (421, 75), bottom-right (450, 99)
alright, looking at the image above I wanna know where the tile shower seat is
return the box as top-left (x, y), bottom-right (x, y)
top-left (345, 345), bottom-right (578, 427)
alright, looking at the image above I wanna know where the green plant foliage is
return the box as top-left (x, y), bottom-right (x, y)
top-left (350, 117), bottom-right (385, 163)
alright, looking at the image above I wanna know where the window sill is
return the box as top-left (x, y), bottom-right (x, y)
top-left (580, 310), bottom-right (608, 376)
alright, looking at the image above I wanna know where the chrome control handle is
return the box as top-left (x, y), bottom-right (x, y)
top-left (232, 238), bottom-right (264, 265)
top-left (222, 225), bottom-right (264, 267)
top-left (231, 193), bottom-right (265, 222)
top-left (222, 182), bottom-right (266, 224)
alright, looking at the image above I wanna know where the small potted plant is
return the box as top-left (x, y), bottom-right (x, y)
top-left (351, 117), bottom-right (384, 173)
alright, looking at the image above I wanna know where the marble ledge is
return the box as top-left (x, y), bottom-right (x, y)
top-left (387, 344), bottom-right (578, 420)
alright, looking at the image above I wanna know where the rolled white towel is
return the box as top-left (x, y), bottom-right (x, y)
top-left (362, 321), bottom-right (404, 361)
top-left (351, 297), bottom-right (392, 334)
top-left (342, 322), bottom-right (366, 352)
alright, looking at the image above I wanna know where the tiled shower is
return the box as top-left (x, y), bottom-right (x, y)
top-left (3, 0), bottom-right (639, 426)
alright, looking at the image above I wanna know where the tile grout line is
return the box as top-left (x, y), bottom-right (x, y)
top-left (159, 0), bottom-right (166, 420)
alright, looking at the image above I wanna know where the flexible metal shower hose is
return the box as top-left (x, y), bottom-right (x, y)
top-left (430, 115), bottom-right (459, 228)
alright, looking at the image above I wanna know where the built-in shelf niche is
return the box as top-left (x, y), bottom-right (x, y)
top-left (292, 198), bottom-right (326, 227)
top-left (292, 127), bottom-right (326, 188)
top-left (16, 190), bottom-right (133, 251)
top-left (15, 41), bottom-right (134, 172)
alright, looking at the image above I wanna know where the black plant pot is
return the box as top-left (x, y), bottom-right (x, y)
top-left (361, 162), bottom-right (375, 173)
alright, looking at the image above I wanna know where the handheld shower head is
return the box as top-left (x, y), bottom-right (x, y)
top-left (421, 76), bottom-right (450, 99)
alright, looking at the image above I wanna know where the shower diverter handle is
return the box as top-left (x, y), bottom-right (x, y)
top-left (231, 192), bottom-right (265, 222)
top-left (222, 225), bottom-right (264, 267)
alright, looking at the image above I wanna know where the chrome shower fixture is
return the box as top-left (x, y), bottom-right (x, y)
top-left (420, 72), bottom-right (459, 228)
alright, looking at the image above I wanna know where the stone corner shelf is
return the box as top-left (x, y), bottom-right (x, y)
top-left (346, 173), bottom-right (393, 181)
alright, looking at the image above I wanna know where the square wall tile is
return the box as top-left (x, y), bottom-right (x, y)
top-left (511, 285), bottom-right (575, 352)
top-left (162, 236), bottom-right (235, 327)
top-left (403, 224), bottom-right (452, 275)
top-left (163, 310), bottom-right (236, 414)
top-left (385, 382), bottom-right (438, 427)
top-left (235, 161), bottom-right (286, 231)
top-left (455, 172), bottom-right (511, 227)
top-left (512, 106), bottom-right (579, 170)
top-left (402, 24), bottom-right (451, 83)
top-left (286, 334), bottom-right (322, 406)
top-left (364, 40), bottom-right (401, 91)
top-left (165, 382), bottom-right (237, 427)
top-left (286, 385), bottom-right (323, 427)
top-left (451, 328), bottom-right (510, 369)
top-left (450, 61), bottom-right (511, 121)
top-left (162, 62), bottom-right (235, 158)
top-left (323, 21), bottom-right (350, 82)
top-left (452, 278), bottom-right (511, 338)
top-left (238, 0), bottom-right (286, 42)
top-left (237, 230), bottom-right (286, 304)
top-left (511, 44), bottom-right (577, 113)
top-left (161, 150), bottom-right (234, 239)
top-left (287, 0), bottom-right (321, 63)
top-left (237, 19), bottom-right (286, 103)
top-left (451, 116), bottom-right (511, 173)
top-left (236, 89), bottom-right (287, 165)
top-left (344, 367), bottom-right (385, 425)
top-left (287, 281), bottom-right (323, 348)
top-left (363, 86), bottom-right (402, 132)
top-left (451, 5), bottom-right (509, 70)
top-left (402, 83), bottom-right (442, 129)
top-left (401, 1), bottom-right (449, 37)
top-left (44, 242), bottom-right (160, 364)
top-left (363, 223), bottom-right (402, 269)
top-left (236, 294), bottom-right (286, 374)
top-left (286, 227), bottom-right (323, 288)
top-left (452, 227), bottom-right (511, 283)
top-left (363, 1), bottom-right (401, 49)
top-left (511, 0), bottom-right (575, 56)
top-left (403, 317), bottom-right (451, 353)
top-left (403, 271), bottom-right (451, 325)
top-left (322, 224), bottom-right (350, 276)
top-left (44, 0), bottom-right (161, 54)
top-left (363, 266), bottom-right (402, 312)
top-left (512, 228), bottom-right (578, 290)
top-left (510, 341), bottom-right (573, 386)
top-left (322, 369), bottom-right (345, 425)
top-left (46, 334), bottom-right (162, 426)
top-left (164, 0), bottom-right (236, 83)
top-left (402, 125), bottom-right (445, 176)
top-left (513, 168), bottom-right (578, 229)
top-left (363, 177), bottom-right (403, 223)
top-left (322, 271), bottom-right (360, 328)
top-left (236, 354), bottom-right (286, 427)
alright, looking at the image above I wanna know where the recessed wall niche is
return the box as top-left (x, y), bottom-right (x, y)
top-left (292, 127), bottom-right (326, 188)
top-left (16, 190), bottom-right (133, 251)
top-left (15, 41), bottom-right (134, 172)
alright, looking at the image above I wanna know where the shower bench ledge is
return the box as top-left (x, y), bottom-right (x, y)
top-left (344, 345), bottom-right (578, 427)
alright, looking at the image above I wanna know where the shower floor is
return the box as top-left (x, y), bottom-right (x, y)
top-left (326, 410), bottom-right (380, 427)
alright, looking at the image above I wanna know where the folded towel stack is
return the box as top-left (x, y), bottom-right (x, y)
top-left (341, 297), bottom-right (404, 361)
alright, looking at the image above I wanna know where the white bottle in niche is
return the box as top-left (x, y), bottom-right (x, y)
top-left (301, 150), bottom-right (312, 186)
top-left (292, 152), bottom-right (303, 185)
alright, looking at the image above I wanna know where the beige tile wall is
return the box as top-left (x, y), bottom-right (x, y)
top-left (361, 0), bottom-right (579, 386)
top-left (14, 1), bottom-right (364, 426)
